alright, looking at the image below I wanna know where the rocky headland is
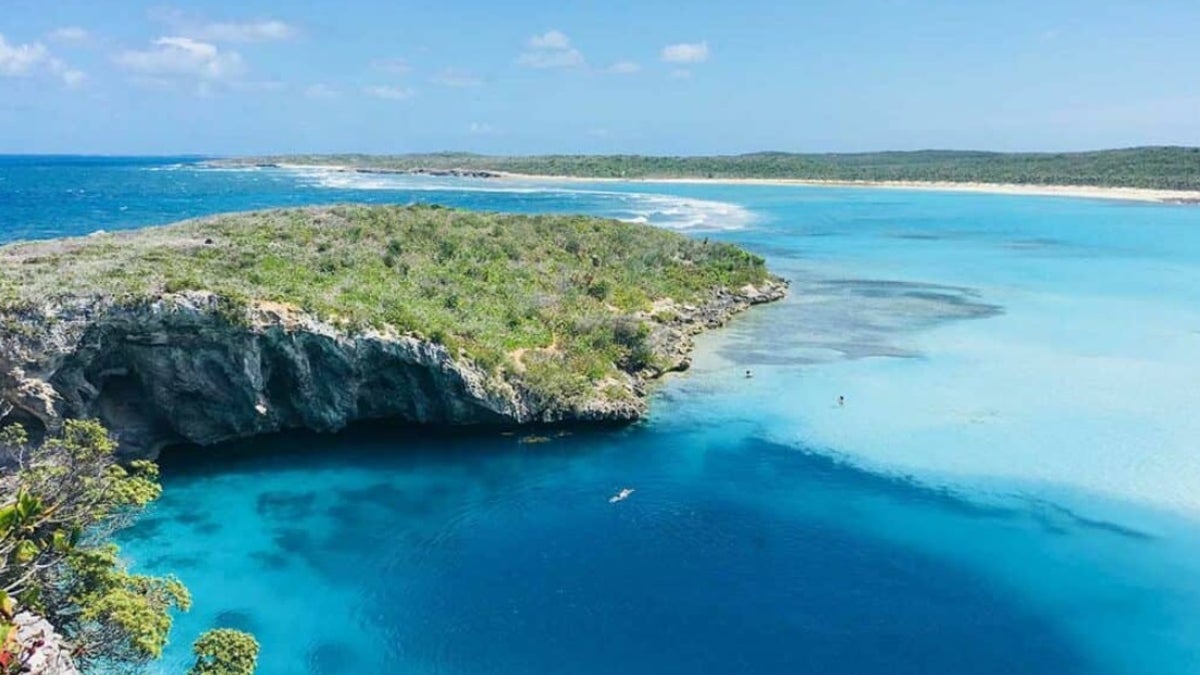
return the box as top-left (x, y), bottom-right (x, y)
top-left (0, 205), bottom-right (785, 457)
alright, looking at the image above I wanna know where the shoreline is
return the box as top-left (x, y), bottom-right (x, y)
top-left (493, 173), bottom-right (1200, 204)
top-left (233, 162), bottom-right (1200, 204)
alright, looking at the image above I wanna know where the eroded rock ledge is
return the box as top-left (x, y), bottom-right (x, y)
top-left (0, 281), bottom-right (785, 458)
top-left (11, 613), bottom-right (81, 675)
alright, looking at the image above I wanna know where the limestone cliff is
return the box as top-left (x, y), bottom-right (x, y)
top-left (0, 282), bottom-right (785, 458)
top-left (10, 613), bottom-right (81, 675)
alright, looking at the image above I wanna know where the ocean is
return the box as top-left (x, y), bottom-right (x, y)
top-left (3, 156), bottom-right (1200, 674)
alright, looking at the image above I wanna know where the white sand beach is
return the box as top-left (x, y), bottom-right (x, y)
top-left (264, 162), bottom-right (1200, 204)
top-left (497, 173), bottom-right (1200, 204)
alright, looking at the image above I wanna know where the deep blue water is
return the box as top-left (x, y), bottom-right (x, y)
top-left (5, 156), bottom-right (1200, 674)
top-left (0, 156), bottom-right (751, 241)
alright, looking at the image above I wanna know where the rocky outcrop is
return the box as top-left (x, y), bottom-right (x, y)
top-left (241, 163), bottom-right (504, 179)
top-left (0, 281), bottom-right (785, 458)
top-left (11, 612), bottom-right (81, 675)
top-left (639, 282), bottom-right (788, 376)
top-left (354, 167), bottom-right (504, 179)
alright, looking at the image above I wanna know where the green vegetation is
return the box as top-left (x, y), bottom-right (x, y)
top-left (0, 205), bottom-right (772, 402)
top-left (0, 421), bottom-right (256, 672)
top-left (188, 629), bottom-right (260, 675)
top-left (235, 146), bottom-right (1200, 190)
top-left (0, 422), bottom-right (260, 672)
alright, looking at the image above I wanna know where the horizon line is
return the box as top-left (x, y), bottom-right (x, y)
top-left (2, 145), bottom-right (1198, 159)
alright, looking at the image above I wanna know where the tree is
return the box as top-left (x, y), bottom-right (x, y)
top-left (188, 629), bottom-right (260, 675)
top-left (0, 420), bottom-right (192, 669)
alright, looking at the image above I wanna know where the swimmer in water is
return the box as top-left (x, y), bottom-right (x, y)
top-left (745, 370), bottom-right (753, 378)
top-left (609, 488), bottom-right (635, 503)
top-left (838, 395), bottom-right (845, 407)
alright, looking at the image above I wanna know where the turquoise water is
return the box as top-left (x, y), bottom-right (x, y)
top-left (5, 157), bottom-right (1200, 673)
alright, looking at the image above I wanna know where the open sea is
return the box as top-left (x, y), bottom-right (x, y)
top-left (4, 156), bottom-right (1200, 674)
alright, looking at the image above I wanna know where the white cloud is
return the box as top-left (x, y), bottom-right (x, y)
top-left (0, 34), bottom-right (48, 76)
top-left (431, 68), bottom-right (482, 87)
top-left (149, 9), bottom-right (295, 43)
top-left (669, 68), bottom-right (692, 79)
top-left (518, 29), bottom-right (583, 69)
top-left (518, 48), bottom-right (583, 69)
top-left (528, 30), bottom-right (570, 50)
top-left (49, 59), bottom-right (86, 87)
top-left (468, 122), bottom-right (495, 135)
top-left (0, 33), bottom-right (84, 87)
top-left (661, 41), bottom-right (709, 64)
top-left (59, 69), bottom-right (87, 87)
top-left (605, 60), bottom-right (640, 74)
top-left (372, 58), bottom-right (411, 74)
top-left (364, 85), bottom-right (415, 100)
top-left (116, 37), bottom-right (245, 84)
top-left (194, 20), bottom-right (295, 42)
top-left (304, 83), bottom-right (339, 99)
top-left (49, 27), bottom-right (90, 43)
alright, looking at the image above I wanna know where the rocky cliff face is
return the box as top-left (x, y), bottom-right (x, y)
top-left (0, 281), bottom-right (786, 458)
top-left (10, 613), bottom-right (81, 675)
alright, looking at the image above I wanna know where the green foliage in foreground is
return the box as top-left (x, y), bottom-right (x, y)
top-left (189, 629), bottom-right (260, 675)
top-left (238, 146), bottom-right (1200, 190)
top-left (0, 422), bottom-right (259, 673)
top-left (0, 205), bottom-right (772, 400)
top-left (0, 421), bottom-right (188, 669)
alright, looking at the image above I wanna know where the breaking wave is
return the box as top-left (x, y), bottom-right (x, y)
top-left (276, 165), bottom-right (756, 231)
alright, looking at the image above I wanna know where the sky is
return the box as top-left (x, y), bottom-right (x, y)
top-left (0, 0), bottom-right (1198, 155)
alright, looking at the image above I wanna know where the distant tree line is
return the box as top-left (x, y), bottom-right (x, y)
top-left (237, 146), bottom-right (1200, 190)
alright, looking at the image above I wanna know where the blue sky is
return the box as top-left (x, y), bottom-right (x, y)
top-left (1, 0), bottom-right (1198, 155)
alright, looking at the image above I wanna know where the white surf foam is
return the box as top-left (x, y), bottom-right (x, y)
top-left (276, 165), bottom-right (756, 231)
top-left (618, 192), bottom-right (757, 230)
top-left (148, 163), bottom-right (268, 173)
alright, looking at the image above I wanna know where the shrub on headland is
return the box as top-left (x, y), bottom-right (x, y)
top-left (188, 629), bottom-right (260, 675)
top-left (0, 205), bottom-right (775, 407)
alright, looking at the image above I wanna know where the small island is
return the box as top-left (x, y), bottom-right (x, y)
top-left (0, 205), bottom-right (785, 457)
